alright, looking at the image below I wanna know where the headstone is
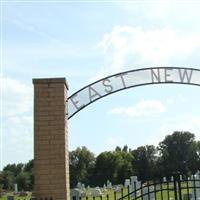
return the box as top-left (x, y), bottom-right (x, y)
top-left (7, 196), bottom-right (14, 200)
top-left (142, 186), bottom-right (155, 200)
top-left (14, 183), bottom-right (18, 193)
top-left (71, 188), bottom-right (85, 200)
top-left (149, 186), bottom-right (155, 200)
top-left (192, 172), bottom-right (200, 199)
top-left (142, 187), bottom-right (148, 200)
top-left (80, 183), bottom-right (85, 191)
top-left (125, 179), bottom-right (131, 188)
top-left (77, 182), bottom-right (82, 189)
top-left (115, 185), bottom-right (121, 193)
top-left (131, 176), bottom-right (138, 182)
top-left (163, 177), bottom-right (167, 182)
top-left (103, 184), bottom-right (107, 192)
top-left (130, 176), bottom-right (141, 198)
top-left (156, 184), bottom-right (161, 190)
top-left (91, 188), bottom-right (102, 197)
top-left (107, 180), bottom-right (112, 189)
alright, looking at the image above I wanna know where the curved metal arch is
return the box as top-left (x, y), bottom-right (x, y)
top-left (67, 67), bottom-right (200, 119)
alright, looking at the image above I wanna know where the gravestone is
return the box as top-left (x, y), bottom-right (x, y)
top-left (125, 179), bottom-right (131, 188)
top-left (130, 176), bottom-right (141, 198)
top-left (82, 184), bottom-right (85, 190)
top-left (7, 196), bottom-right (14, 200)
top-left (77, 182), bottom-right (82, 189)
top-left (107, 180), bottom-right (112, 189)
top-left (163, 177), bottom-right (167, 182)
top-left (115, 185), bottom-right (121, 193)
top-left (192, 172), bottom-right (200, 199)
top-left (142, 186), bottom-right (155, 200)
top-left (14, 184), bottom-right (18, 193)
top-left (91, 188), bottom-right (102, 197)
top-left (156, 184), bottom-right (161, 190)
top-left (103, 184), bottom-right (107, 192)
top-left (71, 188), bottom-right (85, 200)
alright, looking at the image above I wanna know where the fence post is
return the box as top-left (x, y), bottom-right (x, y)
top-left (127, 185), bottom-right (130, 200)
top-left (177, 174), bottom-right (182, 200)
top-left (173, 174), bottom-right (178, 200)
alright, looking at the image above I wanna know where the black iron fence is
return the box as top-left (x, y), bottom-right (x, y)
top-left (118, 174), bottom-right (200, 200)
top-left (71, 173), bottom-right (200, 200)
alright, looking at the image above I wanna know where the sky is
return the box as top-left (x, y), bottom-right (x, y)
top-left (1, 0), bottom-right (200, 169)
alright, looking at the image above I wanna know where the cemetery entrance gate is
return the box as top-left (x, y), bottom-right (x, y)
top-left (32, 67), bottom-right (200, 200)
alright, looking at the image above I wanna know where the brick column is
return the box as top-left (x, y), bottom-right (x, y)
top-left (33, 78), bottom-right (70, 200)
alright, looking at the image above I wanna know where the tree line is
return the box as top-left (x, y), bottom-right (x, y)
top-left (0, 131), bottom-right (200, 191)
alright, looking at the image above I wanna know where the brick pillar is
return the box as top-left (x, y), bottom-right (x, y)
top-left (33, 78), bottom-right (70, 200)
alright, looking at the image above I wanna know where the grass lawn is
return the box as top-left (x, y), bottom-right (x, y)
top-left (0, 192), bottom-right (32, 200)
top-left (0, 184), bottom-right (194, 200)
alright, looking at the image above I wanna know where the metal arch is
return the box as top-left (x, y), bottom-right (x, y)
top-left (67, 66), bottom-right (200, 119)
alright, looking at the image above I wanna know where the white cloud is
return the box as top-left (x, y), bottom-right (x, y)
top-left (109, 100), bottom-right (166, 118)
top-left (105, 136), bottom-right (125, 147)
top-left (155, 116), bottom-right (200, 144)
top-left (2, 77), bottom-right (33, 117)
top-left (97, 26), bottom-right (200, 78)
top-left (1, 77), bottom-right (33, 166)
top-left (10, 18), bottom-right (59, 43)
top-left (192, 117), bottom-right (200, 127)
top-left (7, 116), bottom-right (33, 145)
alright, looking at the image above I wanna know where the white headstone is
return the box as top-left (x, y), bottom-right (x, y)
top-left (125, 179), bottom-right (131, 188)
top-left (131, 176), bottom-right (138, 182)
top-left (81, 184), bottom-right (85, 191)
top-left (163, 177), bottom-right (167, 182)
top-left (107, 180), bottom-right (112, 189)
top-left (192, 172), bottom-right (200, 199)
top-left (91, 188), bottom-right (102, 197)
top-left (14, 184), bottom-right (18, 193)
top-left (77, 182), bottom-right (82, 189)
top-left (130, 176), bottom-right (141, 198)
top-left (102, 184), bottom-right (107, 192)
top-left (71, 188), bottom-right (85, 200)
top-left (115, 185), bottom-right (121, 193)
top-left (142, 186), bottom-right (155, 200)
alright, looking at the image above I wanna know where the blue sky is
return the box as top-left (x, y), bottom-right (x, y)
top-left (1, 0), bottom-right (200, 169)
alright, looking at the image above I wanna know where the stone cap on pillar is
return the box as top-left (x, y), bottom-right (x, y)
top-left (32, 77), bottom-right (68, 89)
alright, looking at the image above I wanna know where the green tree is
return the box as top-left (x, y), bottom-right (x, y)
top-left (0, 171), bottom-right (15, 190)
top-left (158, 131), bottom-right (196, 176)
top-left (187, 141), bottom-right (200, 174)
top-left (24, 160), bottom-right (34, 190)
top-left (93, 150), bottom-right (134, 185)
top-left (3, 163), bottom-right (24, 177)
top-left (131, 145), bottom-right (158, 181)
top-left (69, 146), bottom-right (95, 187)
top-left (16, 172), bottom-right (31, 191)
top-left (93, 151), bottom-right (117, 185)
top-left (115, 151), bottom-right (134, 183)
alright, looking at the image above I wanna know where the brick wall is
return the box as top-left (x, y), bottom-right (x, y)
top-left (33, 78), bottom-right (70, 200)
